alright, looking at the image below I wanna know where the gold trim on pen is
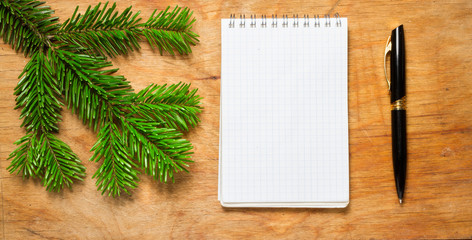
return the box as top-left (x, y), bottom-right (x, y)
top-left (391, 96), bottom-right (407, 110)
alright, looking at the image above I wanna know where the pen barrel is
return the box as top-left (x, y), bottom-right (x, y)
top-left (390, 25), bottom-right (405, 103)
top-left (391, 109), bottom-right (407, 200)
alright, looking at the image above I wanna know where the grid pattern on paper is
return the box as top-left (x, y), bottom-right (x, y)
top-left (220, 18), bottom-right (349, 204)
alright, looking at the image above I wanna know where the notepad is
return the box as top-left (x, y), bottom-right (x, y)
top-left (219, 15), bottom-right (349, 208)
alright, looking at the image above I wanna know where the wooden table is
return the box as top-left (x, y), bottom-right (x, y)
top-left (1, 0), bottom-right (471, 238)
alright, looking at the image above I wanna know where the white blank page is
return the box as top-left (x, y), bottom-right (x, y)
top-left (219, 17), bottom-right (349, 208)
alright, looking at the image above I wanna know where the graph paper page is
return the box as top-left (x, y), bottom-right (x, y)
top-left (219, 17), bottom-right (349, 207)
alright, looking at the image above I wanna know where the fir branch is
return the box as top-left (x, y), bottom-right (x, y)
top-left (8, 51), bottom-right (85, 190)
top-left (52, 49), bottom-right (139, 196)
top-left (56, 2), bottom-right (142, 57)
top-left (121, 116), bottom-right (193, 183)
top-left (0, 0), bottom-right (60, 55)
top-left (37, 132), bottom-right (86, 191)
top-left (141, 6), bottom-right (199, 55)
top-left (91, 121), bottom-right (139, 196)
top-left (8, 133), bottom-right (41, 179)
top-left (131, 83), bottom-right (202, 131)
top-left (55, 2), bottom-right (199, 57)
top-left (8, 51), bottom-right (58, 180)
top-left (52, 48), bottom-right (133, 130)
top-left (51, 50), bottom-right (202, 186)
top-left (14, 50), bottom-right (61, 133)
top-left (7, 132), bottom-right (86, 192)
top-left (51, 49), bottom-right (199, 195)
top-left (3, 1), bottom-right (202, 197)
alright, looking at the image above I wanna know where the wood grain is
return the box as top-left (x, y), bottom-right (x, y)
top-left (1, 0), bottom-right (471, 239)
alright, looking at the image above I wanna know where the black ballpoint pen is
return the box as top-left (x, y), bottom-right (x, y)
top-left (384, 25), bottom-right (407, 204)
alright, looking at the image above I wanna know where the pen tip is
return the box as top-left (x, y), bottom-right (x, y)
top-left (399, 199), bottom-right (403, 204)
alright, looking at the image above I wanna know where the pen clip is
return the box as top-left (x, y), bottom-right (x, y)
top-left (384, 35), bottom-right (392, 91)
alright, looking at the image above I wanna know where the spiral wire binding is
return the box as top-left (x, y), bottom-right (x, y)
top-left (282, 15), bottom-right (288, 28)
top-left (303, 14), bottom-right (309, 27)
top-left (271, 14), bottom-right (277, 27)
top-left (261, 15), bottom-right (267, 28)
top-left (229, 13), bottom-right (341, 28)
top-left (240, 14), bottom-right (245, 28)
top-left (315, 15), bottom-right (320, 27)
top-left (324, 14), bottom-right (331, 27)
top-left (334, 13), bottom-right (341, 27)
top-left (250, 14), bottom-right (256, 28)
top-left (229, 14), bottom-right (235, 28)
top-left (293, 14), bottom-right (299, 27)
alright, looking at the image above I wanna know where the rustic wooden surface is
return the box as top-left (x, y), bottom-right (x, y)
top-left (0, 0), bottom-right (471, 239)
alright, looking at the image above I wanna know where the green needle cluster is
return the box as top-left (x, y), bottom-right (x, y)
top-left (1, 0), bottom-right (202, 197)
top-left (56, 3), bottom-right (199, 56)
